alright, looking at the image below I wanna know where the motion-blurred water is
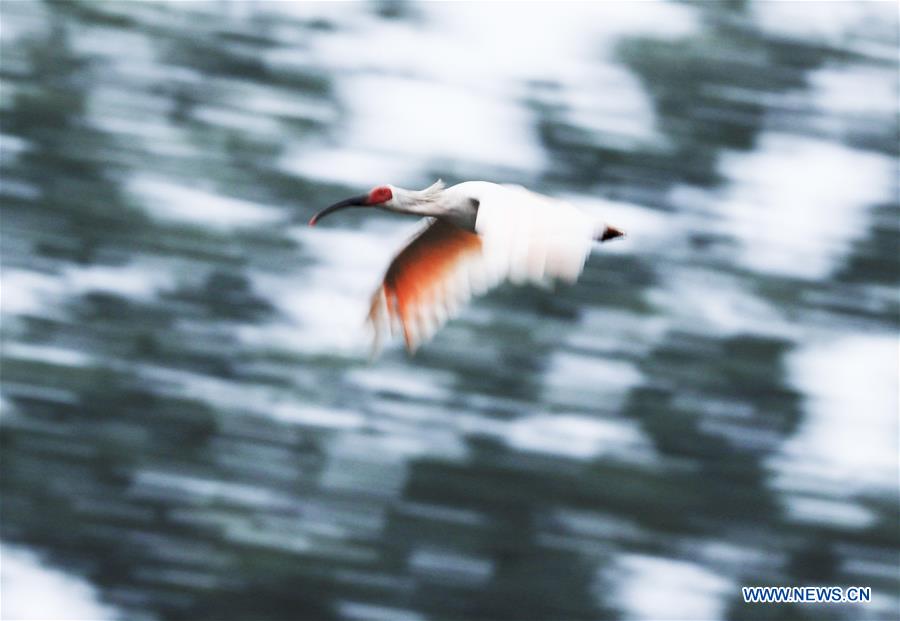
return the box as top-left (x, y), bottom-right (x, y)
top-left (1, 2), bottom-right (898, 620)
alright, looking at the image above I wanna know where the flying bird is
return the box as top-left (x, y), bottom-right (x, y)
top-left (309, 181), bottom-right (623, 354)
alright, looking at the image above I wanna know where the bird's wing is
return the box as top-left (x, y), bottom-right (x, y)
top-left (368, 188), bottom-right (594, 354)
top-left (476, 184), bottom-right (595, 286)
top-left (368, 218), bottom-right (484, 354)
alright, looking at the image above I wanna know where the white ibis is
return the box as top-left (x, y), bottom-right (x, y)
top-left (309, 181), bottom-right (624, 354)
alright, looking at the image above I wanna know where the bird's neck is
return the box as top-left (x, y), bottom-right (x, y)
top-left (390, 185), bottom-right (450, 217)
top-left (393, 195), bottom-right (476, 230)
top-left (392, 195), bottom-right (446, 217)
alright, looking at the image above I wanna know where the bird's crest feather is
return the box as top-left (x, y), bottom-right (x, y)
top-left (412, 179), bottom-right (444, 203)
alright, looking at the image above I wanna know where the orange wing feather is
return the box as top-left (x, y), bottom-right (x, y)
top-left (368, 219), bottom-right (482, 353)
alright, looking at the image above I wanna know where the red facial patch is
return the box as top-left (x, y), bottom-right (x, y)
top-left (367, 186), bottom-right (393, 205)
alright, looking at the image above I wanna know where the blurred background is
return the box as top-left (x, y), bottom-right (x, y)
top-left (1, 1), bottom-right (898, 620)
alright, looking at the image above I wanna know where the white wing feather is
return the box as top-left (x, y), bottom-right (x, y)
top-left (475, 184), bottom-right (595, 286)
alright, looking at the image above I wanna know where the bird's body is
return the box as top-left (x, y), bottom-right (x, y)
top-left (309, 181), bottom-right (623, 354)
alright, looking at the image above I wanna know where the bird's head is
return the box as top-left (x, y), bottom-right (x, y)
top-left (308, 185), bottom-right (394, 226)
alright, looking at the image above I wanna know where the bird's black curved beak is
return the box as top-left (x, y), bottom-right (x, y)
top-left (308, 194), bottom-right (369, 226)
top-left (600, 225), bottom-right (625, 242)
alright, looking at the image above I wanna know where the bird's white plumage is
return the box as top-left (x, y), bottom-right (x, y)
top-left (367, 182), bottom-right (599, 354)
top-left (474, 183), bottom-right (595, 286)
